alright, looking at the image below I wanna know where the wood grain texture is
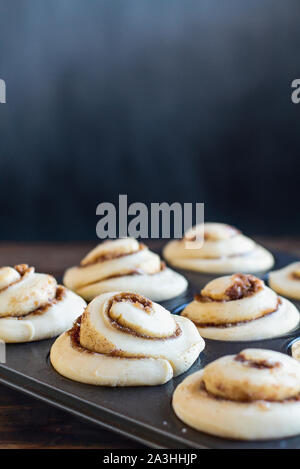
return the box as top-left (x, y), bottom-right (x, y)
top-left (0, 385), bottom-right (142, 449)
top-left (0, 239), bottom-right (298, 449)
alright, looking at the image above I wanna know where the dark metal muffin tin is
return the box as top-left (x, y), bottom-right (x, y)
top-left (0, 251), bottom-right (300, 449)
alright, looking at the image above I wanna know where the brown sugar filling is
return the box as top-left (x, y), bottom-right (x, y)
top-left (14, 264), bottom-right (31, 276)
top-left (195, 274), bottom-right (263, 303)
top-left (192, 298), bottom-right (281, 328)
top-left (0, 285), bottom-right (66, 320)
top-left (106, 292), bottom-right (181, 340)
top-left (68, 316), bottom-right (93, 354)
top-left (78, 261), bottom-right (166, 288)
top-left (69, 292), bottom-right (181, 356)
top-left (107, 292), bottom-right (153, 314)
top-left (80, 243), bottom-right (147, 267)
top-left (69, 316), bottom-right (177, 358)
top-left (69, 319), bottom-right (121, 356)
top-left (68, 319), bottom-right (144, 358)
top-left (21, 285), bottom-right (66, 318)
top-left (183, 224), bottom-right (240, 242)
top-left (200, 380), bottom-right (300, 404)
top-left (234, 351), bottom-right (281, 369)
top-left (0, 264), bottom-right (34, 294)
top-left (224, 274), bottom-right (263, 300)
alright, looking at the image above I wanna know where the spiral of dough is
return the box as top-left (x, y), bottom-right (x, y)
top-left (182, 273), bottom-right (299, 340)
top-left (0, 264), bottom-right (86, 342)
top-left (172, 349), bottom-right (300, 440)
top-left (269, 262), bottom-right (300, 300)
top-left (203, 349), bottom-right (300, 402)
top-left (64, 238), bottom-right (187, 302)
top-left (163, 222), bottom-right (274, 273)
top-left (50, 291), bottom-right (204, 386)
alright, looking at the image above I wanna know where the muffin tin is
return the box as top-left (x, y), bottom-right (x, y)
top-left (0, 250), bottom-right (300, 449)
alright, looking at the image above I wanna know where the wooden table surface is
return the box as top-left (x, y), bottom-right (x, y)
top-left (0, 238), bottom-right (299, 449)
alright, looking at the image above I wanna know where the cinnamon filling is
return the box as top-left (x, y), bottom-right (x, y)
top-left (107, 292), bottom-right (153, 314)
top-left (78, 261), bottom-right (166, 287)
top-left (183, 225), bottom-right (240, 242)
top-left (69, 320), bottom-right (119, 356)
top-left (193, 298), bottom-right (281, 328)
top-left (109, 319), bottom-right (181, 341)
top-left (69, 292), bottom-right (181, 356)
top-left (107, 292), bottom-right (181, 340)
top-left (102, 261), bottom-right (165, 281)
top-left (0, 264), bottom-right (34, 294)
top-left (69, 316), bottom-right (176, 358)
top-left (195, 274), bottom-right (263, 303)
top-left (224, 274), bottom-right (263, 300)
top-left (80, 243), bottom-right (147, 267)
top-left (14, 264), bottom-right (31, 275)
top-left (291, 272), bottom-right (300, 280)
top-left (0, 286), bottom-right (66, 319)
top-left (200, 380), bottom-right (300, 403)
top-left (69, 316), bottom-right (93, 354)
top-left (234, 352), bottom-right (281, 369)
top-left (23, 285), bottom-right (66, 317)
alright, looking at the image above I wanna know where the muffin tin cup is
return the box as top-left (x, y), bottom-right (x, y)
top-left (0, 250), bottom-right (300, 449)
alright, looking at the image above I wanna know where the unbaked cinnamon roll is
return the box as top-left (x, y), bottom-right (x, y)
top-left (0, 264), bottom-right (86, 343)
top-left (163, 222), bottom-right (274, 273)
top-left (292, 340), bottom-right (300, 361)
top-left (181, 273), bottom-right (299, 340)
top-left (269, 262), bottom-right (300, 300)
top-left (50, 291), bottom-right (204, 386)
top-left (173, 348), bottom-right (300, 440)
top-left (63, 238), bottom-right (187, 302)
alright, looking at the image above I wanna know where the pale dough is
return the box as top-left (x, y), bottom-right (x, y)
top-left (0, 265), bottom-right (86, 343)
top-left (51, 291), bottom-right (205, 386)
top-left (269, 262), bottom-right (300, 300)
top-left (182, 274), bottom-right (299, 340)
top-left (64, 238), bottom-right (187, 301)
top-left (163, 223), bottom-right (274, 273)
top-left (173, 349), bottom-right (300, 440)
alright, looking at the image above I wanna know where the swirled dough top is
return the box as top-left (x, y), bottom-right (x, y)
top-left (63, 238), bottom-right (187, 301)
top-left (172, 349), bottom-right (300, 440)
top-left (0, 264), bottom-right (56, 317)
top-left (182, 273), bottom-right (299, 340)
top-left (183, 274), bottom-right (277, 325)
top-left (183, 223), bottom-right (253, 256)
top-left (0, 264), bottom-right (86, 343)
top-left (0, 267), bottom-right (21, 289)
top-left (79, 292), bottom-right (200, 360)
top-left (203, 349), bottom-right (300, 402)
top-left (50, 291), bottom-right (205, 386)
top-left (269, 262), bottom-right (300, 300)
top-left (81, 238), bottom-right (140, 265)
top-left (108, 297), bottom-right (176, 338)
top-left (163, 222), bottom-right (274, 273)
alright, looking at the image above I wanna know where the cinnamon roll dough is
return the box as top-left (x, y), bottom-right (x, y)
top-left (50, 291), bottom-right (204, 386)
top-left (292, 340), bottom-right (300, 361)
top-left (269, 262), bottom-right (300, 300)
top-left (173, 349), bottom-right (300, 440)
top-left (63, 238), bottom-right (187, 302)
top-left (182, 274), bottom-right (299, 340)
top-left (0, 264), bottom-right (86, 343)
top-left (163, 222), bottom-right (274, 273)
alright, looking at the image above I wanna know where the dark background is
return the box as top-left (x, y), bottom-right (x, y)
top-left (0, 0), bottom-right (300, 241)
